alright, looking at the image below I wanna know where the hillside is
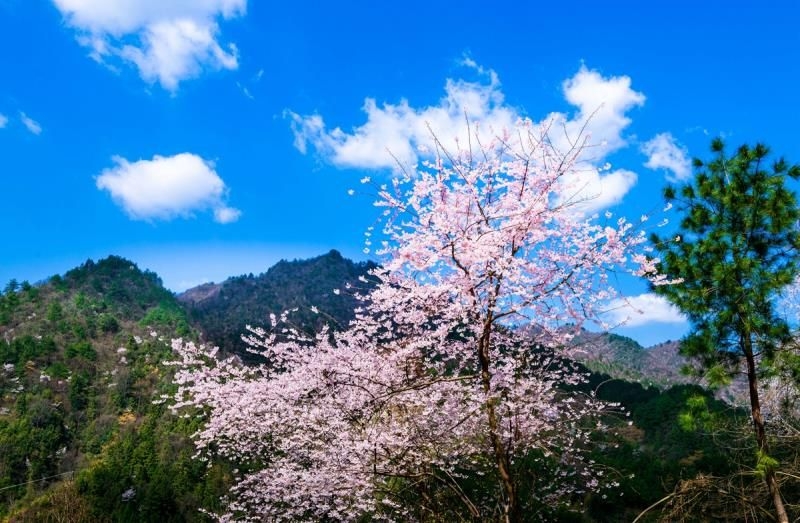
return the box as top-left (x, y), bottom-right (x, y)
top-left (573, 331), bottom-right (691, 389)
top-left (0, 252), bottom-right (765, 521)
top-left (573, 331), bottom-right (755, 408)
top-left (0, 256), bottom-right (227, 521)
top-left (178, 249), bottom-right (377, 358)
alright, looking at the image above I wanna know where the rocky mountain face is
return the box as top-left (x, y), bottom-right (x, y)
top-left (574, 331), bottom-right (753, 407)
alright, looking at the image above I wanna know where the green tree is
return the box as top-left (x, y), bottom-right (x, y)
top-left (97, 313), bottom-right (120, 334)
top-left (46, 302), bottom-right (63, 323)
top-left (651, 139), bottom-right (800, 522)
top-left (3, 280), bottom-right (19, 310)
top-left (4, 279), bottom-right (19, 295)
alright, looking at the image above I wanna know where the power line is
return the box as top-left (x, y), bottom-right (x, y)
top-left (0, 470), bottom-right (74, 493)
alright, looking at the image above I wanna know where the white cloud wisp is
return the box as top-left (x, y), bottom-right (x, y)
top-left (288, 64), bottom-right (646, 213)
top-left (19, 112), bottom-right (42, 135)
top-left (603, 293), bottom-right (686, 328)
top-left (53, 0), bottom-right (246, 91)
top-left (96, 153), bottom-right (240, 223)
top-left (641, 132), bottom-right (692, 182)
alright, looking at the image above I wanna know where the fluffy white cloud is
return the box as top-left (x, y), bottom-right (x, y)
top-left (604, 293), bottom-right (686, 328)
top-left (562, 167), bottom-right (638, 212)
top-left (53, 0), bottom-right (246, 91)
top-left (288, 63), bottom-right (645, 211)
top-left (642, 132), bottom-right (691, 181)
top-left (0, 113), bottom-right (7, 128)
top-left (96, 153), bottom-right (240, 223)
top-left (288, 67), bottom-right (516, 170)
top-left (19, 112), bottom-right (42, 135)
top-left (558, 66), bottom-right (645, 153)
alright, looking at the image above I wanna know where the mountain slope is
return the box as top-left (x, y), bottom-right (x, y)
top-left (573, 331), bottom-right (691, 389)
top-left (0, 256), bottom-right (227, 521)
top-left (178, 249), bottom-right (377, 357)
top-left (0, 252), bottom-right (760, 521)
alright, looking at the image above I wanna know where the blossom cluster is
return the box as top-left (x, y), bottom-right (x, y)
top-left (172, 119), bottom-right (660, 520)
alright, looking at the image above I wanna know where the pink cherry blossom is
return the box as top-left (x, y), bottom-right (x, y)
top-left (172, 117), bottom-right (660, 521)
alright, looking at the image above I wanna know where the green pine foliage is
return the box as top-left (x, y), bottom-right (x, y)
top-left (653, 140), bottom-right (800, 369)
top-left (652, 139), bottom-right (800, 521)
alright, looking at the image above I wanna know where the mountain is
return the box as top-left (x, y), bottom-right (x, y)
top-left (573, 331), bottom-right (755, 409)
top-left (0, 250), bottom-right (380, 517)
top-left (573, 331), bottom-right (692, 389)
top-left (175, 250), bottom-right (704, 390)
top-left (178, 249), bottom-right (377, 358)
top-left (0, 256), bottom-right (228, 521)
top-left (0, 252), bottom-right (757, 521)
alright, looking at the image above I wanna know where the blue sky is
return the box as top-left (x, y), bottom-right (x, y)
top-left (1, 1), bottom-right (798, 346)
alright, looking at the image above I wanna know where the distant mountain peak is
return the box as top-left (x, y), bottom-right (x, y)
top-left (179, 250), bottom-right (377, 358)
top-left (572, 331), bottom-right (688, 389)
top-left (177, 282), bottom-right (222, 306)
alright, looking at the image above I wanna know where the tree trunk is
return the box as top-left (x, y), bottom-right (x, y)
top-left (742, 334), bottom-right (789, 523)
top-left (477, 315), bottom-right (519, 523)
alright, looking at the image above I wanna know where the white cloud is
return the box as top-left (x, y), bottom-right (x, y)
top-left (53, 0), bottom-right (246, 91)
top-left (642, 132), bottom-right (691, 182)
top-left (0, 113), bottom-right (7, 128)
top-left (559, 66), bottom-right (645, 153)
top-left (213, 205), bottom-right (241, 224)
top-left (288, 68), bottom-right (516, 170)
top-left (777, 275), bottom-right (800, 328)
top-left (236, 67), bottom-right (263, 99)
top-left (19, 112), bottom-right (42, 135)
top-left (562, 167), bottom-right (638, 212)
top-left (288, 64), bottom-right (645, 211)
top-left (237, 82), bottom-right (253, 99)
top-left (604, 293), bottom-right (686, 328)
top-left (96, 152), bottom-right (240, 223)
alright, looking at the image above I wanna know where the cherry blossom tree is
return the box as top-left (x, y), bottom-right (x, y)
top-left (171, 118), bottom-right (663, 521)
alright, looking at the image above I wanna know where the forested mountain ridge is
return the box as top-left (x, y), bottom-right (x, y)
top-left (177, 253), bottom-right (697, 389)
top-left (0, 251), bottom-right (382, 519)
top-left (0, 252), bottom-right (780, 521)
top-left (0, 256), bottom-right (228, 521)
top-left (574, 332), bottom-right (688, 388)
top-left (178, 249), bottom-right (378, 358)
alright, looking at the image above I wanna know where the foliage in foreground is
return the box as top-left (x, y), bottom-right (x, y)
top-left (652, 139), bottom-right (800, 522)
top-left (172, 118), bottom-right (668, 521)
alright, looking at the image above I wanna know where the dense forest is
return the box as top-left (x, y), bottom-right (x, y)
top-left (0, 256), bottom-right (227, 521)
top-left (178, 250), bottom-right (377, 359)
top-left (0, 252), bottom-right (796, 521)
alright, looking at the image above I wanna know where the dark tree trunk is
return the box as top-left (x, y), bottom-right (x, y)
top-left (742, 334), bottom-right (789, 523)
top-left (477, 315), bottom-right (519, 523)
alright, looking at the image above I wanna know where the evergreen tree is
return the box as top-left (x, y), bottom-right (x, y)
top-left (651, 138), bottom-right (800, 522)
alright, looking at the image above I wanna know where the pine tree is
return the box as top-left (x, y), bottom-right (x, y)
top-left (652, 138), bottom-right (800, 522)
